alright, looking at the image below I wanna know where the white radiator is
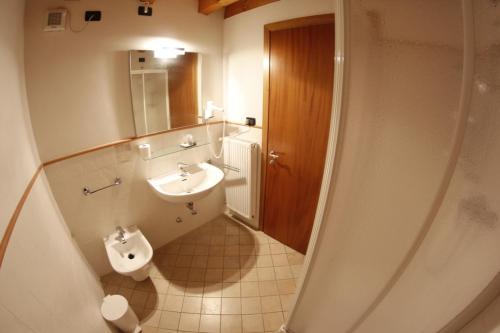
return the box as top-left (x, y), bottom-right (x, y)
top-left (223, 137), bottom-right (259, 224)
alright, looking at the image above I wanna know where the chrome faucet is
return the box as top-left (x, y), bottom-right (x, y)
top-left (115, 226), bottom-right (127, 244)
top-left (177, 162), bottom-right (189, 171)
top-left (177, 162), bottom-right (190, 177)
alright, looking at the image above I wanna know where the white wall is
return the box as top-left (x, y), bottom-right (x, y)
top-left (460, 294), bottom-right (500, 333)
top-left (0, 0), bottom-right (40, 237)
top-left (45, 125), bottom-right (226, 276)
top-left (24, 0), bottom-right (224, 162)
top-left (290, 1), bottom-right (500, 332)
top-left (0, 1), bottom-right (113, 331)
top-left (222, 0), bottom-right (336, 126)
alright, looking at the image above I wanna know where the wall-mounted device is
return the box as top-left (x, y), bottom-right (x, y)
top-left (44, 9), bottom-right (67, 32)
top-left (85, 11), bottom-right (101, 22)
top-left (204, 101), bottom-right (224, 120)
top-left (138, 0), bottom-right (155, 16)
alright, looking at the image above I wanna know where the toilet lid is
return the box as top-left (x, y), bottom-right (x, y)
top-left (101, 295), bottom-right (128, 321)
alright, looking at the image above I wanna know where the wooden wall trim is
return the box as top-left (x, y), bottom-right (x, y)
top-left (224, 0), bottom-right (280, 19)
top-left (0, 164), bottom-right (43, 269)
top-left (199, 0), bottom-right (239, 15)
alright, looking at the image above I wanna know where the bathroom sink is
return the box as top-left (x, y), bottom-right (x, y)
top-left (147, 162), bottom-right (224, 203)
top-left (104, 226), bottom-right (153, 281)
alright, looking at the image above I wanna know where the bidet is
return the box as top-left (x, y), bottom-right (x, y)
top-left (103, 226), bottom-right (153, 281)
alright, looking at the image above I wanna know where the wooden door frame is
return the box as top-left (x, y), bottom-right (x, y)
top-left (259, 14), bottom-right (336, 229)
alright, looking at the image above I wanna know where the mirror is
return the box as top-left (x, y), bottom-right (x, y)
top-left (129, 50), bottom-right (202, 136)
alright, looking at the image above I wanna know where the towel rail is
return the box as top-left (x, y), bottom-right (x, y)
top-left (83, 177), bottom-right (122, 196)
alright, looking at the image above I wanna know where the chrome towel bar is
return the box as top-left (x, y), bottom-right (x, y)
top-left (83, 177), bottom-right (122, 196)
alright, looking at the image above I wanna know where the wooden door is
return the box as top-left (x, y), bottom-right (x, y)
top-left (261, 15), bottom-right (335, 254)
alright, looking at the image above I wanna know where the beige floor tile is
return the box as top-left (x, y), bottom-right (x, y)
top-left (202, 297), bottom-right (222, 314)
top-left (121, 277), bottom-right (137, 289)
top-left (204, 283), bottom-right (223, 297)
top-left (224, 256), bottom-right (240, 268)
top-left (182, 296), bottom-right (202, 313)
top-left (271, 254), bottom-right (289, 267)
top-left (240, 269), bottom-right (259, 282)
top-left (130, 290), bottom-right (149, 308)
top-left (240, 245), bottom-right (255, 255)
top-left (172, 268), bottom-right (190, 281)
top-left (163, 294), bottom-right (184, 312)
top-left (221, 314), bottom-right (242, 333)
top-left (188, 268), bottom-right (206, 282)
top-left (226, 235), bottom-right (240, 245)
top-left (257, 267), bottom-right (276, 281)
top-left (185, 281), bottom-right (205, 296)
top-left (141, 326), bottom-right (159, 333)
top-left (225, 245), bottom-right (240, 256)
top-left (176, 255), bottom-right (194, 268)
top-left (222, 282), bottom-right (241, 297)
top-left (256, 255), bottom-right (273, 268)
top-left (180, 244), bottom-right (196, 255)
top-left (276, 279), bottom-right (296, 295)
top-left (286, 253), bottom-right (304, 265)
top-left (241, 281), bottom-right (260, 297)
top-left (262, 312), bottom-right (283, 332)
top-left (207, 256), bottom-right (224, 268)
top-left (274, 266), bottom-right (293, 280)
top-left (269, 243), bottom-right (285, 254)
top-left (290, 265), bottom-right (302, 278)
top-left (195, 245), bottom-right (210, 255)
top-left (279, 294), bottom-right (293, 312)
top-left (159, 311), bottom-right (180, 330)
top-left (199, 314), bottom-right (221, 333)
top-left (258, 281), bottom-right (278, 296)
top-left (211, 235), bottom-right (225, 245)
top-left (242, 314), bottom-right (264, 332)
top-left (221, 297), bottom-right (242, 314)
top-left (205, 269), bottom-right (223, 282)
top-left (241, 297), bottom-right (261, 314)
top-left (117, 287), bottom-right (134, 301)
top-left (152, 278), bottom-right (170, 294)
top-left (255, 243), bottom-right (270, 255)
top-left (157, 329), bottom-right (176, 333)
top-left (223, 269), bottom-right (241, 282)
top-left (178, 313), bottom-right (200, 332)
top-left (209, 246), bottom-right (225, 256)
top-left (192, 255), bottom-right (209, 268)
top-left (260, 296), bottom-right (282, 313)
top-left (240, 256), bottom-right (257, 269)
top-left (165, 244), bottom-right (181, 254)
top-left (161, 254), bottom-right (177, 268)
top-left (141, 309), bottom-right (162, 327)
top-left (168, 281), bottom-right (186, 295)
top-left (146, 293), bottom-right (166, 310)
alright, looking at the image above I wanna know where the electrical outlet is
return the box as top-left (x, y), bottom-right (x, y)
top-left (85, 11), bottom-right (101, 21)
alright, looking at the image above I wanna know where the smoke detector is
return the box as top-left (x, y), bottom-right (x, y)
top-left (44, 9), bottom-right (67, 32)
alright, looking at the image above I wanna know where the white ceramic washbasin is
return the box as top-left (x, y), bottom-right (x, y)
top-left (104, 226), bottom-right (153, 281)
top-left (147, 162), bottom-right (224, 203)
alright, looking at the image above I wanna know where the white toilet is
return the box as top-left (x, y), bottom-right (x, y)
top-left (104, 226), bottom-right (153, 281)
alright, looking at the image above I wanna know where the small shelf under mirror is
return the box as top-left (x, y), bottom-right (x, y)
top-left (144, 141), bottom-right (211, 160)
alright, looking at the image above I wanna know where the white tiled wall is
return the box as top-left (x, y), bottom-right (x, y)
top-left (44, 125), bottom-right (227, 276)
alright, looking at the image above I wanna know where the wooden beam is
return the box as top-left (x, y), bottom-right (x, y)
top-left (224, 0), bottom-right (279, 19)
top-left (199, 0), bottom-right (239, 15)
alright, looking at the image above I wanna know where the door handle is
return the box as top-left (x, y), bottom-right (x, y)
top-left (269, 150), bottom-right (279, 164)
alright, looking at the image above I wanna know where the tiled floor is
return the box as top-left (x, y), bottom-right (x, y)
top-left (101, 216), bottom-right (305, 333)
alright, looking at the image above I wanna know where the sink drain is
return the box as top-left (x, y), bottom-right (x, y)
top-left (128, 253), bottom-right (135, 260)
